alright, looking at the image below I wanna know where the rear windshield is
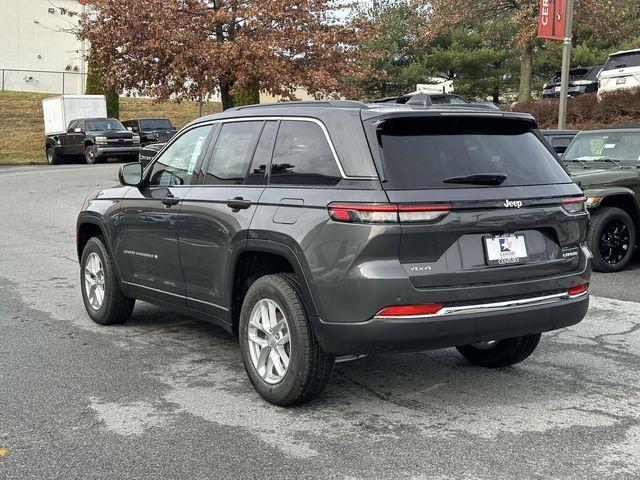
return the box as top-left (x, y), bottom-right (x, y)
top-left (603, 52), bottom-right (640, 71)
top-left (140, 119), bottom-right (173, 131)
top-left (376, 117), bottom-right (571, 189)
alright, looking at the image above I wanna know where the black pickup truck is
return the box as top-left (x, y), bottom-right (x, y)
top-left (45, 118), bottom-right (142, 165)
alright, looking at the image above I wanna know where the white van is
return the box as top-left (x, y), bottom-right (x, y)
top-left (598, 48), bottom-right (640, 96)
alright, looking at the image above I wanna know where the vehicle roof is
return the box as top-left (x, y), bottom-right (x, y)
top-left (82, 117), bottom-right (118, 121)
top-left (189, 100), bottom-right (535, 125)
top-left (542, 129), bottom-right (580, 136)
top-left (125, 118), bottom-right (172, 121)
top-left (576, 125), bottom-right (640, 134)
top-left (609, 48), bottom-right (640, 57)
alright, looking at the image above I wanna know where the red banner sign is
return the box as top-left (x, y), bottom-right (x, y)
top-left (538, 0), bottom-right (566, 41)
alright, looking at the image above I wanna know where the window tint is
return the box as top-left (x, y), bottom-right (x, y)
top-left (205, 121), bottom-right (263, 185)
top-left (148, 125), bottom-right (213, 186)
top-left (246, 121), bottom-right (278, 185)
top-left (377, 117), bottom-right (571, 189)
top-left (269, 120), bottom-right (341, 185)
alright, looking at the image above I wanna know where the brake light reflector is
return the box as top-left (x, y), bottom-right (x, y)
top-left (562, 196), bottom-right (587, 213)
top-left (376, 303), bottom-right (443, 317)
top-left (328, 203), bottom-right (451, 224)
top-left (567, 283), bottom-right (589, 297)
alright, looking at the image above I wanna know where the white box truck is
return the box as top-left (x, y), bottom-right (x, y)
top-left (43, 95), bottom-right (107, 135)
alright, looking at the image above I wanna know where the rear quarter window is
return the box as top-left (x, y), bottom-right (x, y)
top-left (376, 116), bottom-right (572, 189)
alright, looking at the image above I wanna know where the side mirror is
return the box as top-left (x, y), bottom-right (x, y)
top-left (74, 127), bottom-right (82, 133)
top-left (119, 162), bottom-right (143, 186)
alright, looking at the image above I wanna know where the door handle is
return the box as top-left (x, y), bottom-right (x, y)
top-left (226, 197), bottom-right (252, 210)
top-left (161, 194), bottom-right (180, 207)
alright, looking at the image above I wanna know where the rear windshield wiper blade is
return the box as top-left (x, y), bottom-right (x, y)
top-left (442, 173), bottom-right (508, 186)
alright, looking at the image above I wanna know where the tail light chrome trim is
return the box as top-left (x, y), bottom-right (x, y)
top-left (328, 203), bottom-right (451, 224)
top-left (374, 287), bottom-right (588, 319)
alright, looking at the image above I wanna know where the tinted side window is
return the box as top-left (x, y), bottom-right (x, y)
top-left (148, 125), bottom-right (213, 186)
top-left (205, 121), bottom-right (263, 185)
top-left (269, 120), bottom-right (341, 186)
top-left (246, 121), bottom-right (278, 185)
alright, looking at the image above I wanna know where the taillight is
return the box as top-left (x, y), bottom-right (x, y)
top-left (567, 283), bottom-right (589, 297)
top-left (328, 203), bottom-right (451, 224)
top-left (376, 303), bottom-right (443, 317)
top-left (562, 196), bottom-right (586, 213)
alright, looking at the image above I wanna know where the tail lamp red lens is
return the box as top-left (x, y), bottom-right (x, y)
top-left (376, 303), bottom-right (443, 317)
top-left (567, 283), bottom-right (589, 296)
top-left (562, 196), bottom-right (587, 213)
top-left (328, 203), bottom-right (451, 224)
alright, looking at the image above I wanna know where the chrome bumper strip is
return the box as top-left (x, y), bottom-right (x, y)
top-left (374, 291), bottom-right (588, 320)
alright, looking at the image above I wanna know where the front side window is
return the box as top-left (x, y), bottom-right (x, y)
top-left (269, 120), bottom-right (341, 185)
top-left (205, 121), bottom-right (263, 184)
top-left (148, 125), bottom-right (213, 186)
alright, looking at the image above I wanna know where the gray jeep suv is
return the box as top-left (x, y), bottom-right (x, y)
top-left (76, 98), bottom-right (592, 406)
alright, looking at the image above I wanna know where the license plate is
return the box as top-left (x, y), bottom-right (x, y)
top-left (554, 86), bottom-right (561, 92)
top-left (484, 235), bottom-right (528, 266)
top-left (617, 77), bottom-right (627, 85)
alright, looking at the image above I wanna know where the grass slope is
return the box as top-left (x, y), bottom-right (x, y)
top-left (0, 91), bottom-right (222, 164)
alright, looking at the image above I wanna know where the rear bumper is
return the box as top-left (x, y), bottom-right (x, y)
top-left (96, 145), bottom-right (141, 156)
top-left (314, 292), bottom-right (589, 356)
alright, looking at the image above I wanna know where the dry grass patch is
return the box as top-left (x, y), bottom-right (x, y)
top-left (0, 91), bottom-right (222, 164)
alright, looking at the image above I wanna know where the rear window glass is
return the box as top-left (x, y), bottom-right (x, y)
top-left (603, 52), bottom-right (640, 71)
top-left (376, 117), bottom-right (571, 189)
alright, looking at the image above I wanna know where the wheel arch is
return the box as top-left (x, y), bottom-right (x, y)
top-left (229, 240), bottom-right (319, 335)
top-left (76, 214), bottom-right (123, 281)
top-left (588, 189), bottom-right (640, 233)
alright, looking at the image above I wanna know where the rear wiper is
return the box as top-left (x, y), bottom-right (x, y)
top-left (442, 173), bottom-right (508, 186)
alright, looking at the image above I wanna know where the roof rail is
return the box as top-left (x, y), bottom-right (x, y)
top-left (230, 100), bottom-right (370, 111)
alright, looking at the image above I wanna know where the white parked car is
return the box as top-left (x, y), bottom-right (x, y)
top-left (598, 48), bottom-right (640, 96)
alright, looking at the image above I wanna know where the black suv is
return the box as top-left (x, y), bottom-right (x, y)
top-left (46, 118), bottom-right (141, 164)
top-left (122, 118), bottom-right (177, 146)
top-left (76, 99), bottom-right (592, 406)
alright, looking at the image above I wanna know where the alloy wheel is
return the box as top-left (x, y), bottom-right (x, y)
top-left (599, 219), bottom-right (630, 265)
top-left (247, 298), bottom-right (291, 384)
top-left (84, 252), bottom-right (105, 310)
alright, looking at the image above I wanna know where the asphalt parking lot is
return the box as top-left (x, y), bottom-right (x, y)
top-left (1, 164), bottom-right (640, 480)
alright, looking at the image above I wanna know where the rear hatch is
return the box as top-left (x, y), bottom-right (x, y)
top-left (368, 114), bottom-right (587, 289)
top-left (600, 51), bottom-right (640, 92)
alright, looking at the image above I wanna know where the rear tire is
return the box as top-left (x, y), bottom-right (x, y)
top-left (588, 207), bottom-right (635, 272)
top-left (239, 274), bottom-right (334, 406)
top-left (80, 236), bottom-right (135, 325)
top-left (456, 333), bottom-right (541, 368)
top-left (46, 146), bottom-right (62, 165)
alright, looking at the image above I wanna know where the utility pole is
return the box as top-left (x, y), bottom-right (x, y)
top-left (557, 0), bottom-right (574, 129)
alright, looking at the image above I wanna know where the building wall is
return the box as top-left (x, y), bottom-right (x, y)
top-left (0, 0), bottom-right (87, 94)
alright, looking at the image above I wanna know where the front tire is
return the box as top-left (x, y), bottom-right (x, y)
top-left (456, 333), bottom-right (542, 368)
top-left (80, 236), bottom-right (135, 325)
top-left (239, 274), bottom-right (334, 406)
top-left (588, 207), bottom-right (635, 272)
top-left (84, 145), bottom-right (102, 164)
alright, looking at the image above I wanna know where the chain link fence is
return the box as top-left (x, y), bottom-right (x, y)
top-left (1, 68), bottom-right (87, 95)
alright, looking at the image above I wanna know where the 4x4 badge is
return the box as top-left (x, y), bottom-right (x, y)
top-left (503, 199), bottom-right (523, 208)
